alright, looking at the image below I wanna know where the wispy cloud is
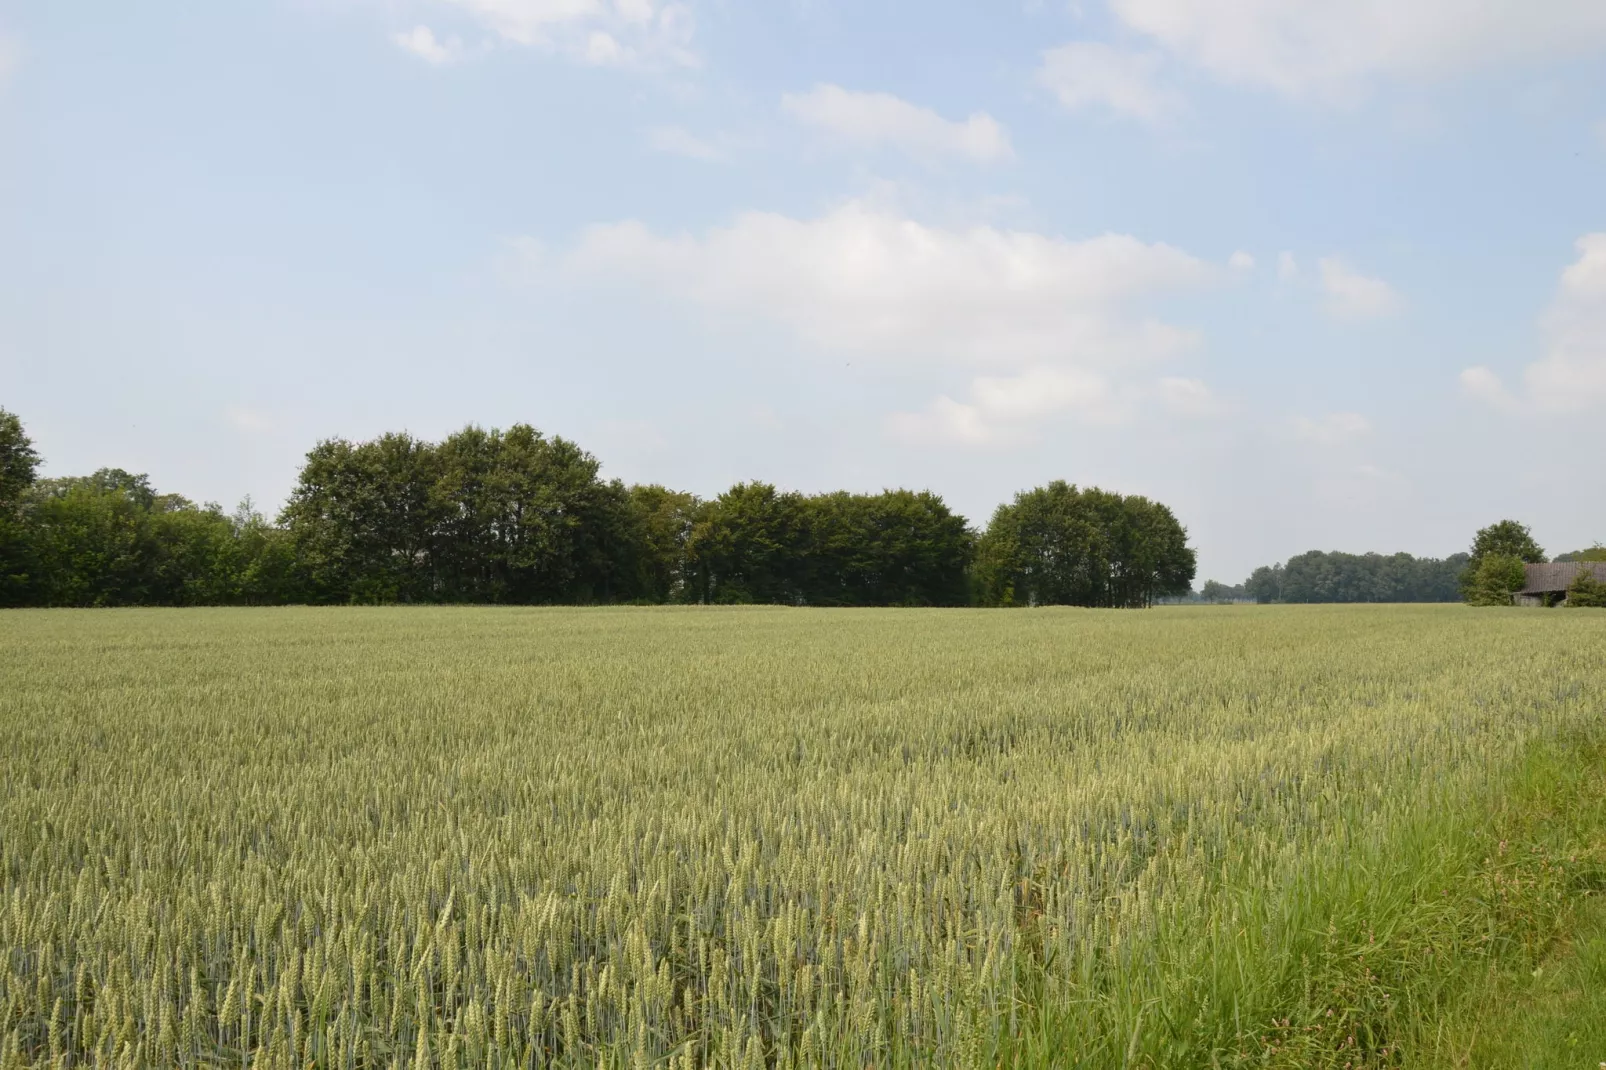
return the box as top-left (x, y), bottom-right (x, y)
top-left (0, 30), bottom-right (19, 83)
top-left (1037, 41), bottom-right (1181, 122)
top-left (1107, 0), bottom-right (1606, 99)
top-left (1318, 257), bottom-right (1402, 320)
top-left (225, 406), bottom-right (274, 434)
top-left (1462, 232), bottom-right (1606, 412)
top-left (441, 0), bottom-right (697, 69)
top-left (393, 25), bottom-right (463, 65)
top-left (781, 85), bottom-right (1013, 163)
top-left (565, 201), bottom-right (1224, 445)
top-left (646, 125), bottom-right (726, 162)
top-left (1290, 411), bottom-right (1371, 445)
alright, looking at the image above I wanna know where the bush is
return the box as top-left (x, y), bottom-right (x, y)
top-left (1565, 567), bottom-right (1606, 608)
top-left (1464, 553), bottom-right (1526, 606)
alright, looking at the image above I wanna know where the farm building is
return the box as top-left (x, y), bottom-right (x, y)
top-left (1514, 561), bottom-right (1606, 606)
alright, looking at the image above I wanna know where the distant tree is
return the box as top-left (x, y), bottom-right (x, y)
top-left (1464, 553), bottom-right (1526, 607)
top-left (1564, 568), bottom-right (1606, 608)
top-left (1460, 521), bottom-right (1544, 603)
top-left (0, 407), bottom-right (41, 604)
top-left (281, 433), bottom-right (441, 603)
top-left (624, 484), bottom-right (702, 603)
top-left (1199, 579), bottom-right (1247, 603)
top-left (805, 489), bottom-right (973, 606)
top-left (0, 408), bottom-right (38, 507)
top-left (687, 482), bottom-right (812, 604)
top-left (430, 424), bottom-right (627, 603)
top-left (1556, 545), bottom-right (1606, 563)
top-left (224, 498), bottom-right (301, 604)
top-left (22, 470), bottom-right (249, 606)
top-left (974, 482), bottom-right (1195, 608)
top-left (1267, 550), bottom-right (1470, 604)
top-left (26, 470), bottom-right (163, 605)
top-left (1244, 563), bottom-right (1284, 604)
top-left (1467, 520), bottom-right (1545, 569)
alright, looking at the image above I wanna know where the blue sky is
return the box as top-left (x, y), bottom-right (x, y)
top-left (3, 1), bottom-right (1605, 582)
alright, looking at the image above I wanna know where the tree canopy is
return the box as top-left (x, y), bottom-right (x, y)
top-left (282, 425), bottom-right (631, 604)
top-left (1468, 520), bottom-right (1546, 567)
top-left (0, 408), bottom-right (42, 602)
top-left (1565, 568), bottom-right (1606, 608)
top-left (12, 408), bottom-right (1185, 609)
top-left (1464, 553), bottom-right (1527, 607)
top-left (1235, 551), bottom-right (1469, 604)
top-left (973, 481), bottom-right (1195, 608)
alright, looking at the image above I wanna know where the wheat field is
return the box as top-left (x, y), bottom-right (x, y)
top-left (1, 605), bottom-right (1602, 1068)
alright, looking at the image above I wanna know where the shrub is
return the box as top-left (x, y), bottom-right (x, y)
top-left (1565, 567), bottom-right (1606, 608)
top-left (1464, 553), bottom-right (1526, 606)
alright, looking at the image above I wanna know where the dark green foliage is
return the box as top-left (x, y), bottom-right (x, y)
top-left (281, 433), bottom-right (441, 603)
top-left (624, 484), bottom-right (702, 603)
top-left (1556, 545), bottom-right (1606, 563)
top-left (673, 485), bottom-right (974, 606)
top-left (1468, 519), bottom-right (1547, 566)
top-left (0, 408), bottom-right (38, 507)
top-left (1564, 568), bottom-right (1606, 608)
top-left (1460, 520), bottom-right (1545, 604)
top-left (20, 471), bottom-right (295, 607)
top-left (1240, 552), bottom-right (1469, 604)
top-left (282, 425), bottom-right (635, 604)
top-left (1245, 563), bottom-right (1284, 604)
top-left (686, 482), bottom-right (811, 605)
top-left (973, 481), bottom-right (1195, 608)
top-left (1464, 553), bottom-right (1527, 607)
top-left (1199, 579), bottom-right (1247, 603)
top-left (0, 408), bottom-right (41, 605)
top-left (428, 424), bottom-right (633, 604)
top-left (799, 489), bottom-right (974, 606)
top-left (0, 407), bottom-right (1193, 609)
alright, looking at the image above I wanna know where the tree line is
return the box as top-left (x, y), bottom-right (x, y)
top-left (1217, 551), bottom-right (1472, 604)
top-left (0, 408), bottom-right (1197, 609)
top-left (1459, 520), bottom-right (1606, 607)
top-left (1202, 520), bottom-right (1605, 606)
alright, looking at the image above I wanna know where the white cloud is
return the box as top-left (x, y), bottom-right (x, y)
top-left (1159, 376), bottom-right (1223, 417)
top-left (1318, 257), bottom-right (1402, 320)
top-left (892, 370), bottom-right (1221, 445)
top-left (1291, 411), bottom-right (1371, 445)
top-left (1277, 251), bottom-right (1299, 282)
top-left (394, 25), bottom-right (463, 64)
top-left (1313, 464), bottom-right (1411, 510)
top-left (1037, 42), bottom-right (1181, 122)
top-left (225, 406), bottom-right (274, 434)
top-left (0, 31), bottom-right (19, 82)
top-left (1459, 365), bottom-right (1515, 409)
top-left (567, 201), bottom-right (1222, 442)
top-left (1108, 0), bottom-right (1606, 98)
top-left (886, 396), bottom-right (997, 446)
top-left (1468, 233), bottom-right (1606, 412)
top-left (1228, 250), bottom-right (1255, 271)
top-left (889, 369), bottom-right (1127, 445)
top-left (568, 202), bottom-right (1212, 363)
top-left (780, 85), bottom-right (1013, 163)
top-left (646, 125), bottom-right (725, 161)
top-left (440, 0), bottom-right (696, 68)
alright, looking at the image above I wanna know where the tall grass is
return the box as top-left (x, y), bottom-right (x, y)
top-left (0, 605), bottom-right (1601, 1067)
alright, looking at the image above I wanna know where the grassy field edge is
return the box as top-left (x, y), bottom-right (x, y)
top-left (1405, 731), bottom-right (1606, 1068)
top-left (999, 728), bottom-right (1606, 1068)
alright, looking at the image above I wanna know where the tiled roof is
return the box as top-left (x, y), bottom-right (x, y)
top-left (1520, 561), bottom-right (1606, 594)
